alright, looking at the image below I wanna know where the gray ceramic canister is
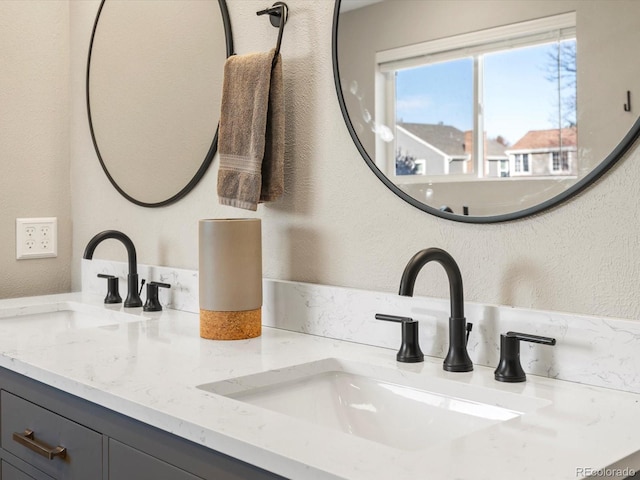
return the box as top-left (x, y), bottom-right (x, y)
top-left (198, 218), bottom-right (262, 312)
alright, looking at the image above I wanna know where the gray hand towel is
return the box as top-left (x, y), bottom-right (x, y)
top-left (217, 49), bottom-right (284, 211)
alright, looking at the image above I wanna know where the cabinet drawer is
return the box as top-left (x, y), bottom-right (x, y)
top-left (2, 461), bottom-right (36, 480)
top-left (1, 391), bottom-right (102, 479)
top-left (1, 460), bottom-right (53, 480)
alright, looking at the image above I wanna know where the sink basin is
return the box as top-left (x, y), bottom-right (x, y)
top-left (0, 301), bottom-right (144, 331)
top-left (198, 358), bottom-right (551, 451)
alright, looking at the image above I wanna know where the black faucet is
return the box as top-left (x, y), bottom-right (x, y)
top-left (494, 332), bottom-right (556, 382)
top-left (97, 273), bottom-right (122, 304)
top-left (83, 230), bottom-right (143, 308)
top-left (143, 282), bottom-right (171, 312)
top-left (375, 313), bottom-right (424, 363)
top-left (399, 248), bottom-right (473, 372)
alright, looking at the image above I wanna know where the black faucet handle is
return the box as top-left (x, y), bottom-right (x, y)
top-left (506, 331), bottom-right (556, 345)
top-left (375, 313), bottom-right (413, 324)
top-left (143, 282), bottom-right (171, 312)
top-left (494, 331), bottom-right (556, 383)
top-left (375, 313), bottom-right (424, 363)
top-left (97, 274), bottom-right (122, 304)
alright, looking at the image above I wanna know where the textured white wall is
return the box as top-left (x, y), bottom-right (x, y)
top-left (0, 1), bottom-right (72, 299)
top-left (70, 0), bottom-right (640, 320)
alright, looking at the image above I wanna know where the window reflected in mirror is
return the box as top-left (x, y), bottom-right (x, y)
top-left (380, 13), bottom-right (577, 183)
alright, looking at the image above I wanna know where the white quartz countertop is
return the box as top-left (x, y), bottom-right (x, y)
top-left (0, 293), bottom-right (638, 480)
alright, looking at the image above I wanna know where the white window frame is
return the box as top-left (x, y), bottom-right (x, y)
top-left (551, 150), bottom-right (572, 172)
top-left (561, 151), bottom-right (571, 172)
top-left (375, 12), bottom-right (576, 184)
top-left (499, 159), bottom-right (510, 177)
top-left (512, 153), bottom-right (532, 176)
top-left (522, 153), bottom-right (531, 174)
top-left (552, 151), bottom-right (561, 171)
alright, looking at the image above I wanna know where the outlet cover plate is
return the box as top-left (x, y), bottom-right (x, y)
top-left (16, 217), bottom-right (58, 260)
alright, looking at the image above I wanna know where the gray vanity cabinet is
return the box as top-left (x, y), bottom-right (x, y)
top-left (0, 367), bottom-right (284, 480)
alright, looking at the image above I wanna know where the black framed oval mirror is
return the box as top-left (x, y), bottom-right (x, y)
top-left (333, 0), bottom-right (640, 223)
top-left (87, 0), bottom-right (233, 208)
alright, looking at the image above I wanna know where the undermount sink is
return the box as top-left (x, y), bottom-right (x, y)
top-left (197, 358), bottom-right (551, 451)
top-left (0, 301), bottom-right (144, 331)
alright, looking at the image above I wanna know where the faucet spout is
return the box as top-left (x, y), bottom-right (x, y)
top-left (83, 230), bottom-right (143, 308)
top-left (399, 248), bottom-right (473, 372)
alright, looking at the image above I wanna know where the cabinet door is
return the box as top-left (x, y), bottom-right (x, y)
top-left (108, 439), bottom-right (201, 480)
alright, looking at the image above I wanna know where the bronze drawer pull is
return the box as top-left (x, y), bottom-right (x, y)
top-left (12, 429), bottom-right (67, 460)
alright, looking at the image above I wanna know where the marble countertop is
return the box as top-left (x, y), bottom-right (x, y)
top-left (0, 292), bottom-right (638, 480)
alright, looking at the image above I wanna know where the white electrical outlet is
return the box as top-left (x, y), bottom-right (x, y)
top-left (16, 217), bottom-right (58, 260)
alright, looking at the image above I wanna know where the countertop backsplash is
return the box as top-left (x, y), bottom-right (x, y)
top-left (82, 259), bottom-right (640, 394)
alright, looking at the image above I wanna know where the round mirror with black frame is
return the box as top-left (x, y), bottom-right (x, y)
top-left (87, 0), bottom-right (234, 208)
top-left (332, 0), bottom-right (640, 223)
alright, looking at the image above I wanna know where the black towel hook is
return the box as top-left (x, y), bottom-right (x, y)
top-left (624, 90), bottom-right (632, 112)
top-left (257, 2), bottom-right (288, 66)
